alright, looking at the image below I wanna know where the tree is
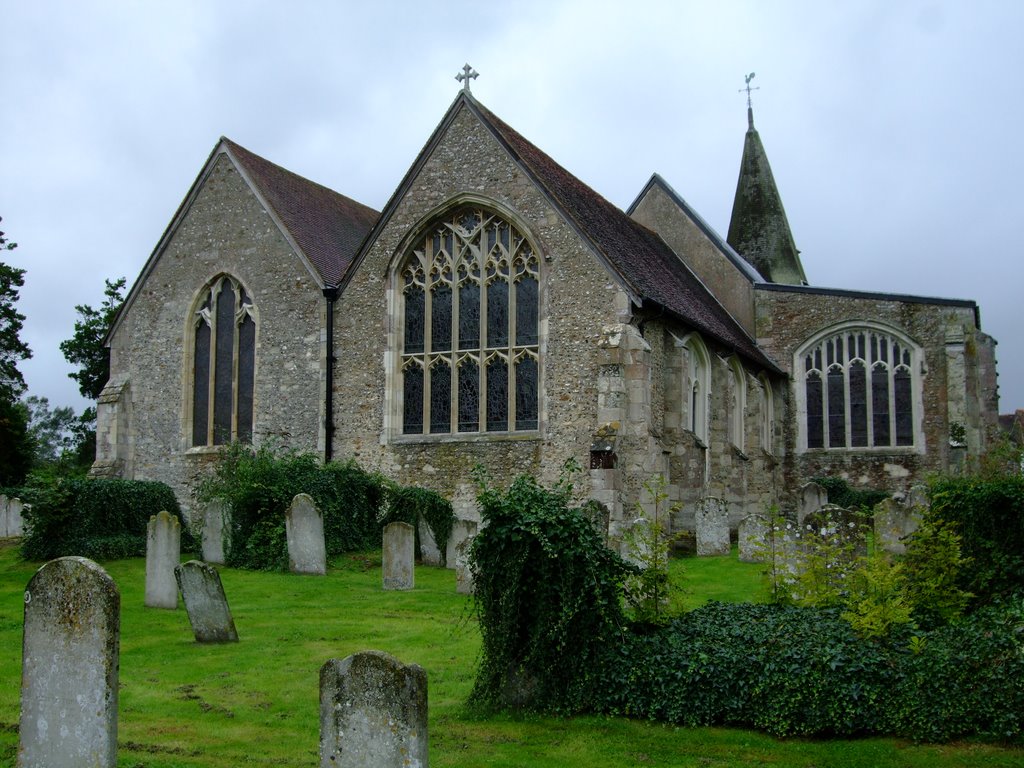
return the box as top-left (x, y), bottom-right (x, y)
top-left (0, 217), bottom-right (31, 403)
top-left (23, 395), bottom-right (77, 465)
top-left (60, 277), bottom-right (126, 400)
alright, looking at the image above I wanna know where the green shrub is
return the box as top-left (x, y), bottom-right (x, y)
top-left (19, 477), bottom-right (190, 561)
top-left (901, 515), bottom-right (972, 629)
top-left (468, 464), bottom-right (633, 714)
top-left (378, 481), bottom-right (455, 565)
top-left (812, 476), bottom-right (889, 510)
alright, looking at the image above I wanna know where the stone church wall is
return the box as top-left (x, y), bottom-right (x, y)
top-left (103, 155), bottom-right (326, 519)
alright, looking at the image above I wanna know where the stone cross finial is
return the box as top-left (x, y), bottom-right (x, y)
top-left (456, 63), bottom-right (479, 93)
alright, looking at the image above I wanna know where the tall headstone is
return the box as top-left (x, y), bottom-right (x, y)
top-left (145, 511), bottom-right (181, 609)
top-left (445, 519), bottom-right (478, 571)
top-left (201, 498), bottom-right (231, 565)
top-left (382, 522), bottom-right (415, 590)
top-left (8, 497), bottom-right (25, 537)
top-left (174, 560), bottom-right (238, 643)
top-left (417, 518), bottom-right (442, 566)
top-left (319, 650), bottom-right (428, 768)
top-left (19, 557), bottom-right (120, 768)
top-left (454, 535), bottom-right (475, 595)
top-left (286, 493), bottom-right (327, 575)
top-left (738, 513), bottom-right (768, 563)
top-left (0, 494), bottom-right (9, 537)
top-left (695, 497), bottom-right (730, 556)
top-left (798, 481), bottom-right (829, 525)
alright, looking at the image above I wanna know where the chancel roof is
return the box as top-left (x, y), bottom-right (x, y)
top-left (222, 138), bottom-right (379, 287)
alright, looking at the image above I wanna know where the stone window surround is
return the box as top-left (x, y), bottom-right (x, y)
top-left (725, 355), bottom-right (746, 453)
top-left (679, 332), bottom-right (711, 448)
top-left (384, 195), bottom-right (547, 444)
top-left (183, 272), bottom-right (259, 452)
top-left (793, 319), bottom-right (925, 454)
top-left (757, 372), bottom-right (776, 456)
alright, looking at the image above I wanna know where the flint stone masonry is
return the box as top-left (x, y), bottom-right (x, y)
top-left (174, 560), bottom-right (238, 643)
top-left (383, 522), bottom-right (415, 590)
top-left (145, 511), bottom-right (181, 609)
top-left (798, 481), bottom-right (828, 525)
top-left (319, 650), bottom-right (428, 768)
top-left (286, 493), bottom-right (327, 575)
top-left (738, 513), bottom-right (768, 563)
top-left (201, 498), bottom-right (231, 565)
top-left (695, 497), bottom-right (730, 556)
top-left (19, 557), bottom-right (120, 768)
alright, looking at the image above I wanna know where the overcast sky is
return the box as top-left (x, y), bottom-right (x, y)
top-left (2, 0), bottom-right (1022, 419)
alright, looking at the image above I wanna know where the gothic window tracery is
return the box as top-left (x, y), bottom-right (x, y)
top-left (798, 325), bottom-right (919, 451)
top-left (191, 275), bottom-right (255, 447)
top-left (400, 207), bottom-right (540, 436)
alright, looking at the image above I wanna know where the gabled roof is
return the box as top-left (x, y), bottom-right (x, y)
top-left (222, 138), bottom-right (379, 287)
top-left (349, 91), bottom-right (778, 372)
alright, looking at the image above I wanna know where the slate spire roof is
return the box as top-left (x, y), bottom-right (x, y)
top-left (727, 106), bottom-right (808, 285)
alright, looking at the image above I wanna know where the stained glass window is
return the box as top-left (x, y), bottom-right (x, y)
top-left (191, 276), bottom-right (255, 447)
top-left (400, 208), bottom-right (540, 435)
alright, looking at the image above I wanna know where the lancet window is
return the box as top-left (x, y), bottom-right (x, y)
top-left (400, 207), bottom-right (540, 436)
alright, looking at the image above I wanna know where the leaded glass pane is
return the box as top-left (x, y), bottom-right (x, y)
top-left (236, 313), bottom-right (255, 444)
top-left (431, 285), bottom-right (452, 352)
top-left (827, 367), bottom-right (846, 448)
top-left (849, 360), bottom-right (867, 447)
top-left (872, 364), bottom-right (891, 446)
top-left (213, 282), bottom-right (235, 445)
top-left (458, 360), bottom-right (479, 432)
top-left (515, 356), bottom-right (538, 430)
top-left (458, 282), bottom-right (480, 350)
top-left (895, 369), bottom-right (913, 446)
top-left (516, 276), bottom-right (538, 346)
top-left (486, 280), bottom-right (508, 347)
top-left (403, 366), bottom-right (423, 435)
top-left (486, 358), bottom-right (508, 431)
top-left (404, 287), bottom-right (425, 354)
top-left (430, 361), bottom-right (451, 433)
top-left (192, 320), bottom-right (210, 446)
top-left (806, 371), bottom-right (823, 449)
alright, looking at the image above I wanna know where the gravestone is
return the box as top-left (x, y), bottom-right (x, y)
top-left (286, 493), bottom-right (326, 575)
top-left (445, 519), bottom-right (478, 571)
top-left (908, 483), bottom-right (929, 511)
top-left (802, 504), bottom-right (867, 558)
top-left (201, 498), bottom-right (231, 565)
top-left (454, 536), bottom-right (475, 595)
top-left (798, 481), bottom-right (829, 525)
top-left (382, 522), bottom-right (415, 590)
top-left (1, 494), bottom-right (26, 538)
top-left (19, 557), bottom-right (120, 768)
top-left (738, 513), bottom-right (768, 563)
top-left (174, 560), bottom-right (238, 642)
top-left (319, 650), bottom-right (428, 768)
top-left (145, 511), bottom-right (181, 609)
top-left (874, 497), bottom-right (922, 555)
top-left (695, 497), bottom-right (730, 556)
top-left (417, 518), bottom-right (442, 566)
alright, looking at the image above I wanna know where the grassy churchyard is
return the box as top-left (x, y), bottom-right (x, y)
top-left (0, 540), bottom-right (1022, 767)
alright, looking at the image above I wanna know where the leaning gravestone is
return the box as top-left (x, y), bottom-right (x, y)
top-left (445, 519), bottom-right (477, 571)
top-left (738, 513), bottom-right (768, 563)
top-left (19, 557), bottom-right (120, 768)
top-left (798, 481), bottom-right (829, 525)
top-left (174, 560), bottom-right (238, 643)
top-left (201, 498), bottom-right (231, 565)
top-left (286, 493), bottom-right (327, 575)
top-left (145, 511), bottom-right (181, 609)
top-left (382, 522), bottom-right (415, 590)
top-left (454, 535), bottom-right (475, 595)
top-left (319, 650), bottom-right (428, 768)
top-left (417, 518), bottom-right (442, 566)
top-left (695, 497), bottom-right (730, 556)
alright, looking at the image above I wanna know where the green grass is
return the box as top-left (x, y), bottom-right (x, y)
top-left (1, 541), bottom-right (1022, 767)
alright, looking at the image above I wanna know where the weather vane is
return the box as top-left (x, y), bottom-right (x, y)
top-left (739, 72), bottom-right (759, 109)
top-left (456, 64), bottom-right (479, 93)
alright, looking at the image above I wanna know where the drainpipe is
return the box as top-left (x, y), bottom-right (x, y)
top-left (323, 287), bottom-right (338, 463)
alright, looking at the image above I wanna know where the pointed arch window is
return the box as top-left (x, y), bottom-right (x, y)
top-left (727, 357), bottom-right (747, 451)
top-left (191, 275), bottom-right (256, 447)
top-left (757, 373), bottom-right (776, 454)
top-left (682, 334), bottom-right (710, 445)
top-left (399, 207), bottom-right (540, 436)
top-left (798, 325), bottom-right (920, 451)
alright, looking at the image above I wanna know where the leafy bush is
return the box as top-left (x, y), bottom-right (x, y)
top-left (197, 445), bottom-right (386, 571)
top-left (812, 476), bottom-right (888, 511)
top-left (20, 477), bottom-right (191, 561)
top-left (468, 464), bottom-right (633, 714)
top-left (378, 482), bottom-right (455, 565)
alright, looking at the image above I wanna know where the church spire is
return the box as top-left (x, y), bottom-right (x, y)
top-left (726, 75), bottom-right (808, 285)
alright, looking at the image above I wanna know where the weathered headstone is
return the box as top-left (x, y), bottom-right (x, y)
top-left (874, 497), bottom-right (922, 555)
top-left (382, 522), bottom-right (415, 590)
top-left (19, 557), bottom-right (120, 768)
top-left (174, 560), bottom-right (238, 642)
top-left (2, 494), bottom-right (26, 538)
top-left (319, 650), bottom-right (428, 768)
top-left (802, 504), bottom-right (868, 558)
top-left (454, 536), bottom-right (475, 595)
top-left (286, 493), bottom-right (326, 575)
top-left (445, 519), bottom-right (478, 571)
top-left (908, 483), bottom-right (929, 511)
top-left (145, 511), bottom-right (181, 609)
top-left (695, 497), bottom-right (730, 556)
top-left (738, 513), bottom-right (768, 563)
top-left (798, 481), bottom-right (829, 525)
top-left (201, 498), bottom-right (231, 565)
top-left (417, 518), bottom-right (442, 566)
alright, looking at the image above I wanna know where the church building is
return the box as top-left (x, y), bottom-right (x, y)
top-left (95, 72), bottom-right (1000, 537)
